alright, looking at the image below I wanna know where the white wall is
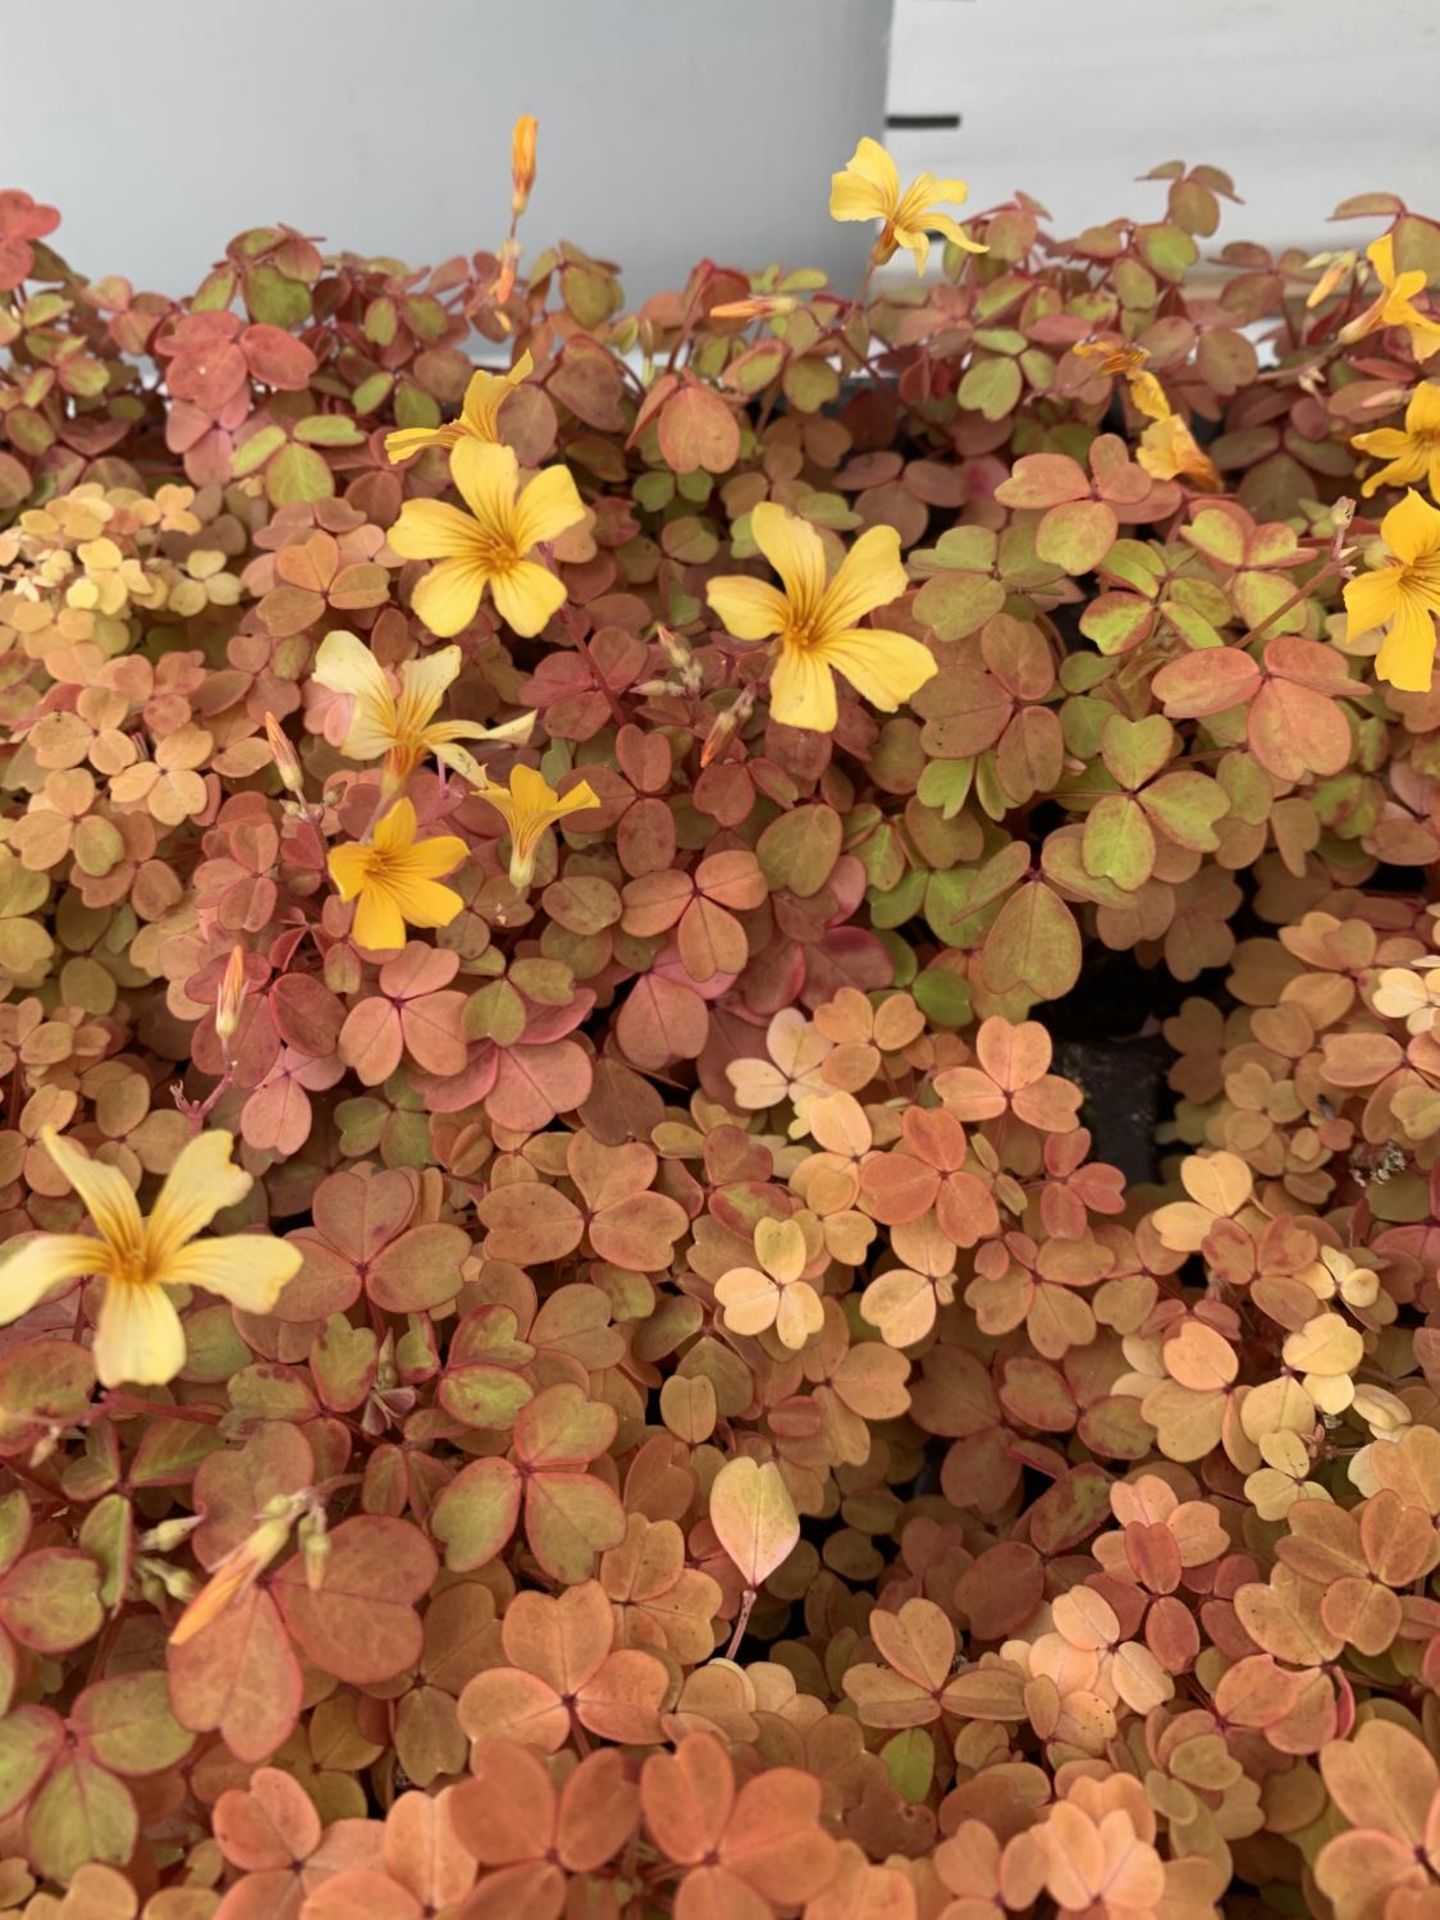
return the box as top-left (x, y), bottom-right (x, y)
top-left (7, 0), bottom-right (891, 300)
top-left (9, 1), bottom-right (1435, 305)
top-left (886, 0), bottom-right (1440, 259)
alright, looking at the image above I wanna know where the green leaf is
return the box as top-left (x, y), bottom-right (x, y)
top-left (0, 1707), bottom-right (62, 1818)
top-left (882, 1729), bottom-right (935, 1804)
top-left (757, 806), bottom-right (842, 898)
top-left (267, 443), bottom-right (334, 506)
top-left (432, 1457), bottom-right (523, 1572)
top-left (294, 414), bottom-right (367, 447)
top-left (1083, 793), bottom-right (1156, 892)
top-left (26, 1756), bottom-right (136, 1883)
top-left (71, 1672), bottom-right (194, 1777)
top-left (231, 423), bottom-right (287, 478)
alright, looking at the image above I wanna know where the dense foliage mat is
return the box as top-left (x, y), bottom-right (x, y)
top-left (0, 131), bottom-right (1437, 1917)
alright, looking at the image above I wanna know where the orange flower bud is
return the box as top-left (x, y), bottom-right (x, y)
top-left (493, 245), bottom-right (519, 310)
top-left (169, 1496), bottom-right (305, 1646)
top-left (264, 712), bottom-right (305, 798)
top-left (511, 115), bottom-right (538, 217)
top-left (215, 945), bottom-right (247, 1045)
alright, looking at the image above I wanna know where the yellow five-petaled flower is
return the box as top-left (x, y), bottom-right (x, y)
top-left (1338, 235), bottom-right (1440, 361)
top-left (705, 502), bottom-right (936, 732)
top-left (386, 441), bottom-right (587, 639)
top-left (384, 352), bottom-right (534, 465)
top-left (479, 764), bottom-right (600, 892)
top-left (313, 630), bottom-right (534, 796)
top-left (0, 1127), bottom-right (302, 1387)
top-left (1343, 489), bottom-right (1440, 693)
top-left (327, 797), bottom-right (469, 950)
top-left (829, 137), bottom-right (986, 275)
top-left (1351, 382), bottom-right (1440, 498)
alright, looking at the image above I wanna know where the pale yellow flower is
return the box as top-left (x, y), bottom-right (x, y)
top-left (327, 797), bottom-right (468, 950)
top-left (1137, 412), bottom-right (1221, 491)
top-left (479, 764), bottom-right (599, 891)
top-left (313, 630), bottom-right (534, 796)
top-left (705, 502), bottom-right (935, 732)
top-left (0, 1128), bottom-right (302, 1388)
top-left (1343, 488), bottom-right (1440, 693)
top-left (829, 137), bottom-right (986, 275)
top-left (387, 441), bottom-right (586, 639)
top-left (1338, 235), bottom-right (1440, 360)
top-left (385, 352), bottom-right (534, 465)
top-left (1352, 382), bottom-right (1440, 497)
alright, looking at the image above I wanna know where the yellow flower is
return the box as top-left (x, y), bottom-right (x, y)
top-left (479, 764), bottom-right (599, 891)
top-left (1352, 382), bottom-right (1440, 497)
top-left (386, 441), bottom-right (586, 639)
top-left (1343, 489), bottom-right (1440, 693)
top-left (705, 502), bottom-right (935, 732)
top-left (1137, 412), bottom-right (1221, 492)
top-left (1073, 340), bottom-right (1171, 423)
top-left (0, 1127), bottom-right (302, 1388)
top-left (313, 630), bottom-right (534, 796)
top-left (384, 352), bottom-right (534, 464)
top-left (327, 797), bottom-right (468, 949)
top-left (1338, 235), bottom-right (1440, 360)
top-left (829, 136), bottom-right (986, 275)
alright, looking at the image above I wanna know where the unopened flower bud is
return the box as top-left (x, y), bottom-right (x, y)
top-left (139, 1514), bottom-right (204, 1554)
top-left (215, 945), bottom-right (247, 1045)
top-left (264, 712), bottom-right (305, 798)
top-left (299, 1510), bottom-right (329, 1593)
top-left (511, 115), bottom-right (538, 216)
top-left (701, 687), bottom-right (756, 768)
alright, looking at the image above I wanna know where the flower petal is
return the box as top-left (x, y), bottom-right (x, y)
top-left (817, 524), bottom-right (908, 636)
top-left (387, 499), bottom-right (483, 563)
top-left (93, 1281), bottom-right (187, 1388)
top-left (750, 503), bottom-right (827, 617)
top-left (163, 1235), bottom-right (304, 1314)
top-left (399, 833), bottom-right (469, 883)
top-left (412, 561), bottom-right (487, 639)
top-left (920, 211), bottom-right (987, 255)
top-left (490, 560), bottom-right (566, 638)
top-left (515, 463), bottom-right (586, 552)
top-left (144, 1131), bottom-right (253, 1270)
top-left (0, 1234), bottom-right (105, 1324)
top-left (770, 641), bottom-right (838, 732)
top-left (385, 423), bottom-right (459, 465)
top-left (313, 631), bottom-right (398, 760)
top-left (817, 627), bottom-right (937, 712)
top-left (373, 798), bottom-right (419, 855)
top-left (379, 874), bottom-right (465, 932)
top-left (1376, 594), bottom-right (1438, 693)
top-left (830, 138), bottom-right (899, 222)
top-left (1408, 381), bottom-right (1440, 434)
top-left (705, 575), bottom-right (789, 641)
top-left (1381, 489), bottom-right (1440, 567)
top-left (351, 884), bottom-right (410, 952)
top-left (41, 1127), bottom-right (143, 1259)
top-left (451, 439), bottom-right (521, 532)
top-left (395, 645), bottom-right (462, 742)
top-left (327, 841), bottom-right (373, 904)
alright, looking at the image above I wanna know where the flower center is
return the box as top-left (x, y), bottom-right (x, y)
top-left (782, 616), bottom-right (823, 654)
top-left (471, 528), bottom-right (522, 575)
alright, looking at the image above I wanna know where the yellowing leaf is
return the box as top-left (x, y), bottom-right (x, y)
top-left (709, 1458), bottom-right (799, 1588)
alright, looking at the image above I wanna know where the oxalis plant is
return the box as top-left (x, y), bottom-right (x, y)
top-left (0, 116), bottom-right (1436, 1917)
